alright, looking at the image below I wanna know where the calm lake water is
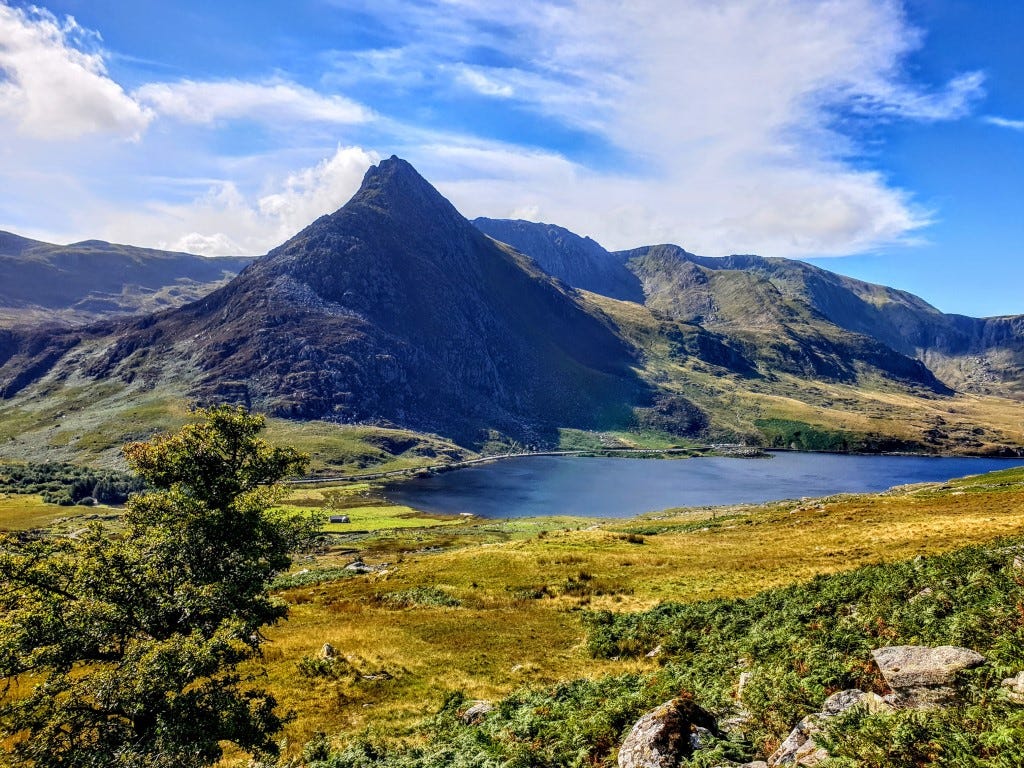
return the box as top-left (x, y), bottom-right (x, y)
top-left (382, 452), bottom-right (1024, 519)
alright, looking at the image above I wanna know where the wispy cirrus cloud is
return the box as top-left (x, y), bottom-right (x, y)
top-left (0, 0), bottom-right (993, 261)
top-left (985, 115), bottom-right (1024, 131)
top-left (343, 0), bottom-right (980, 256)
top-left (134, 79), bottom-right (373, 126)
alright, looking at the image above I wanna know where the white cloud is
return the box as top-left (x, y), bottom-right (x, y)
top-left (363, 0), bottom-right (982, 256)
top-left (0, 3), bottom-right (152, 139)
top-left (84, 146), bottom-right (379, 256)
top-left (135, 79), bottom-right (372, 126)
top-left (0, 0), bottom-right (990, 262)
top-left (985, 116), bottom-right (1024, 131)
top-left (452, 65), bottom-right (514, 98)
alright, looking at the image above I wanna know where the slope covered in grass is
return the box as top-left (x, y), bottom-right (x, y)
top-left (309, 538), bottom-right (1024, 767)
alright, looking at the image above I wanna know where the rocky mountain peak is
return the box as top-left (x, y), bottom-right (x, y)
top-left (344, 155), bottom-right (463, 228)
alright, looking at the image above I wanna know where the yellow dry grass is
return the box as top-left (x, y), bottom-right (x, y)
top-left (255, 467), bottom-right (1024, 755)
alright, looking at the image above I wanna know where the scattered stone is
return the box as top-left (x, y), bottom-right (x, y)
top-left (872, 645), bottom-right (985, 689)
top-left (461, 700), bottom-right (494, 724)
top-left (618, 698), bottom-right (719, 768)
top-left (1002, 671), bottom-right (1024, 704)
top-left (871, 645), bottom-right (985, 708)
top-left (344, 559), bottom-right (375, 574)
top-left (736, 671), bottom-right (753, 701)
top-left (767, 715), bottom-right (828, 767)
top-left (320, 642), bottom-right (336, 659)
top-left (645, 644), bottom-right (663, 658)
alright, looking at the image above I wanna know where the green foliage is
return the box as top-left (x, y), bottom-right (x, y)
top-left (0, 460), bottom-right (144, 505)
top-left (0, 406), bottom-right (312, 767)
top-left (271, 566), bottom-right (355, 590)
top-left (380, 586), bottom-right (461, 608)
top-left (754, 418), bottom-right (855, 451)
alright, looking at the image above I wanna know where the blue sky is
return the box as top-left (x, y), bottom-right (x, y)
top-left (0, 0), bottom-right (1021, 316)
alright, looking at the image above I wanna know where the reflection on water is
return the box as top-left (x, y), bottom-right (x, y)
top-left (382, 452), bottom-right (1024, 519)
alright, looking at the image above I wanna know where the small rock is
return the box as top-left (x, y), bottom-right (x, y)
top-left (736, 671), bottom-right (753, 701)
top-left (618, 698), bottom-right (719, 768)
top-left (1002, 671), bottom-right (1024, 704)
top-left (461, 700), bottom-right (494, 724)
top-left (767, 715), bottom-right (828, 767)
top-left (320, 642), bottom-right (336, 659)
top-left (871, 645), bottom-right (985, 709)
top-left (345, 559), bottom-right (374, 574)
top-left (768, 690), bottom-right (891, 767)
top-left (646, 645), bottom-right (663, 658)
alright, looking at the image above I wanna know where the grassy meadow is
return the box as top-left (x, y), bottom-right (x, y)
top-left (251, 465), bottom-right (1024, 758)
top-left (6, 460), bottom-right (1024, 764)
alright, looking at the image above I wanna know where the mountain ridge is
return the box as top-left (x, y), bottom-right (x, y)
top-left (2, 157), bottom-right (1024, 461)
top-left (0, 231), bottom-right (252, 327)
top-left (0, 157), bottom-right (649, 448)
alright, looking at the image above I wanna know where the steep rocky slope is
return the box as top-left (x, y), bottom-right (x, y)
top-left (472, 217), bottom-right (1024, 397)
top-left (473, 218), bottom-right (643, 302)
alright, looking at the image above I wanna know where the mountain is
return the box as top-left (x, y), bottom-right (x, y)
top-left (0, 233), bottom-right (252, 327)
top-left (3, 159), bottom-right (1024, 462)
top-left (0, 158), bottom-right (648, 448)
top-left (473, 218), bottom-right (643, 302)
top-left (473, 218), bottom-right (1024, 398)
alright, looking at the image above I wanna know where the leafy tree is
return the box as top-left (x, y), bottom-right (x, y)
top-left (0, 406), bottom-right (311, 767)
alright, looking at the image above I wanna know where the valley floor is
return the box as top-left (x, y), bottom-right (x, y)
top-left (251, 466), bottom-right (1024, 760)
top-left (5, 465), bottom-right (1024, 764)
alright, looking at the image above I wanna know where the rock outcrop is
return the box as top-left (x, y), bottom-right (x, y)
top-left (1002, 671), bottom-right (1024, 703)
top-left (871, 645), bottom-right (986, 709)
top-left (618, 698), bottom-right (719, 768)
top-left (460, 700), bottom-right (494, 724)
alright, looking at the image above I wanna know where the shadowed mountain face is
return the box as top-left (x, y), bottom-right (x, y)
top-left (0, 158), bottom-right (648, 446)
top-left (0, 234), bottom-right (252, 327)
top-left (473, 218), bottom-right (644, 302)
top-left (4, 160), bottom-right (1024, 456)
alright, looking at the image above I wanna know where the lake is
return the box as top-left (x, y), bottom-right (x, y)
top-left (382, 452), bottom-right (1024, 519)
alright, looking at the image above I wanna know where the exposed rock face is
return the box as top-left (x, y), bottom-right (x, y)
top-left (473, 218), bottom-right (644, 302)
top-left (0, 158), bottom-right (649, 448)
top-left (618, 698), bottom-right (718, 768)
top-left (872, 645), bottom-right (986, 708)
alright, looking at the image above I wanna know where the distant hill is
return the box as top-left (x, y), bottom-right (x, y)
top-left (474, 219), bottom-right (1024, 399)
top-left (0, 233), bottom-right (252, 327)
